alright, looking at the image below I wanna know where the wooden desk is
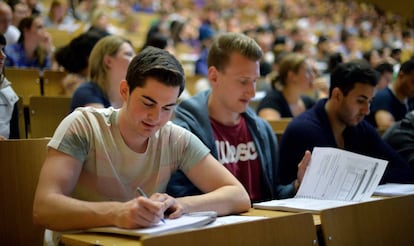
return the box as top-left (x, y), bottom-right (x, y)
top-left (61, 233), bottom-right (141, 246)
top-left (0, 139), bottom-right (50, 245)
top-left (320, 195), bottom-right (414, 245)
top-left (60, 208), bottom-right (320, 246)
top-left (242, 207), bottom-right (321, 226)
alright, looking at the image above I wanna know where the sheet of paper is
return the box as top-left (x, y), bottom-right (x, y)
top-left (205, 215), bottom-right (266, 228)
top-left (253, 147), bottom-right (388, 213)
top-left (297, 147), bottom-right (387, 201)
top-left (85, 211), bottom-right (217, 236)
top-left (374, 183), bottom-right (414, 196)
top-left (254, 197), bottom-right (359, 213)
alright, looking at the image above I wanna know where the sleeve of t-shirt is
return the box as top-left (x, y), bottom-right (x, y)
top-left (176, 128), bottom-right (211, 174)
top-left (48, 110), bottom-right (91, 162)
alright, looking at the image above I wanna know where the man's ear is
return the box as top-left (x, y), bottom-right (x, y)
top-left (208, 66), bottom-right (218, 86)
top-left (331, 87), bottom-right (343, 102)
top-left (120, 80), bottom-right (129, 101)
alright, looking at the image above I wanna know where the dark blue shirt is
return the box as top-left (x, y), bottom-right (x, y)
top-left (70, 82), bottom-right (110, 112)
top-left (256, 89), bottom-right (315, 117)
top-left (367, 87), bottom-right (414, 127)
top-left (279, 99), bottom-right (414, 184)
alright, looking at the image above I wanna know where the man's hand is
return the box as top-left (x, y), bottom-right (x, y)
top-left (114, 193), bottom-right (182, 229)
top-left (295, 150), bottom-right (312, 191)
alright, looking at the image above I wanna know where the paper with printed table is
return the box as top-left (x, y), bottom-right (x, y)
top-left (253, 147), bottom-right (388, 213)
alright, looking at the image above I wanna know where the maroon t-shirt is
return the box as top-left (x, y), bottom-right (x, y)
top-left (210, 116), bottom-right (263, 201)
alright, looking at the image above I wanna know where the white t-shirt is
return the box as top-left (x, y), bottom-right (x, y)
top-left (0, 78), bottom-right (18, 138)
top-left (4, 25), bottom-right (20, 45)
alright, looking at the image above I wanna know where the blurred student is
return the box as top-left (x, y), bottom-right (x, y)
top-left (257, 52), bottom-right (316, 121)
top-left (0, 33), bottom-right (19, 140)
top-left (43, 0), bottom-right (75, 28)
top-left (5, 15), bottom-right (53, 69)
top-left (374, 62), bottom-right (394, 91)
top-left (383, 110), bottom-right (414, 170)
top-left (2, 0), bottom-right (31, 45)
top-left (54, 31), bottom-right (107, 95)
top-left (367, 59), bottom-right (414, 129)
top-left (70, 35), bottom-right (135, 111)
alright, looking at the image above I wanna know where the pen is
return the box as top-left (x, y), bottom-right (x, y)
top-left (136, 187), bottom-right (166, 224)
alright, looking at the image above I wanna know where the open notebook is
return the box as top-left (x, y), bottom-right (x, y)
top-left (85, 211), bottom-right (217, 236)
top-left (253, 147), bottom-right (388, 213)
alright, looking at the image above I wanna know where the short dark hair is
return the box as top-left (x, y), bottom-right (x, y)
top-left (375, 62), bottom-right (394, 75)
top-left (208, 32), bottom-right (262, 72)
top-left (329, 60), bottom-right (378, 97)
top-left (54, 31), bottom-right (106, 73)
top-left (399, 58), bottom-right (414, 74)
top-left (0, 33), bottom-right (6, 46)
top-left (126, 46), bottom-right (185, 96)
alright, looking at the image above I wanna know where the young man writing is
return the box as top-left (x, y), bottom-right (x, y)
top-left (33, 47), bottom-right (250, 235)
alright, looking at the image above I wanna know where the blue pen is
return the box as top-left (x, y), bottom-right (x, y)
top-left (136, 187), bottom-right (166, 224)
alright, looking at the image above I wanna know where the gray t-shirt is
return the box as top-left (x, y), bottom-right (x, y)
top-left (49, 107), bottom-right (210, 202)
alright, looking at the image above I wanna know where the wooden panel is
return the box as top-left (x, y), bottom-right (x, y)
top-left (46, 28), bottom-right (73, 49)
top-left (61, 232), bottom-right (139, 246)
top-left (185, 75), bottom-right (207, 96)
top-left (141, 213), bottom-right (318, 246)
top-left (5, 68), bottom-right (41, 106)
top-left (320, 195), bottom-right (414, 245)
top-left (29, 96), bottom-right (71, 138)
top-left (17, 96), bottom-right (27, 138)
top-left (42, 70), bottom-right (67, 96)
top-left (0, 138), bottom-right (50, 245)
top-left (267, 118), bottom-right (292, 134)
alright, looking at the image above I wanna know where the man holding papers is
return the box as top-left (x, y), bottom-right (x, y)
top-left (32, 47), bottom-right (250, 243)
top-left (254, 147), bottom-right (388, 213)
top-left (279, 61), bottom-right (414, 185)
top-left (166, 33), bottom-right (311, 202)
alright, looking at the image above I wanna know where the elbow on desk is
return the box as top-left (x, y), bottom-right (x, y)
top-left (32, 200), bottom-right (48, 230)
top-left (32, 197), bottom-right (60, 231)
top-left (232, 187), bottom-right (251, 215)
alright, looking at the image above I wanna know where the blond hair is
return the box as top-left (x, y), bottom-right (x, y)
top-left (88, 35), bottom-right (129, 96)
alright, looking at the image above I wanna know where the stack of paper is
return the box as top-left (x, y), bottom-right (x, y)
top-left (374, 183), bottom-right (414, 196)
top-left (85, 211), bottom-right (217, 236)
top-left (253, 147), bottom-right (388, 213)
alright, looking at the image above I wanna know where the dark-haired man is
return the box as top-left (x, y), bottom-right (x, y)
top-left (279, 61), bottom-right (414, 185)
top-left (33, 47), bottom-right (250, 236)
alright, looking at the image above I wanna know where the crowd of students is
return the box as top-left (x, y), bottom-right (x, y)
top-left (0, 0), bottom-right (413, 244)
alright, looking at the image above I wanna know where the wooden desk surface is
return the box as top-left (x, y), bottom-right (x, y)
top-left (60, 208), bottom-right (320, 245)
top-left (61, 232), bottom-right (141, 246)
top-left (241, 208), bottom-right (321, 226)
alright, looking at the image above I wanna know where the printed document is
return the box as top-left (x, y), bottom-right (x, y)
top-left (253, 147), bottom-right (387, 213)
